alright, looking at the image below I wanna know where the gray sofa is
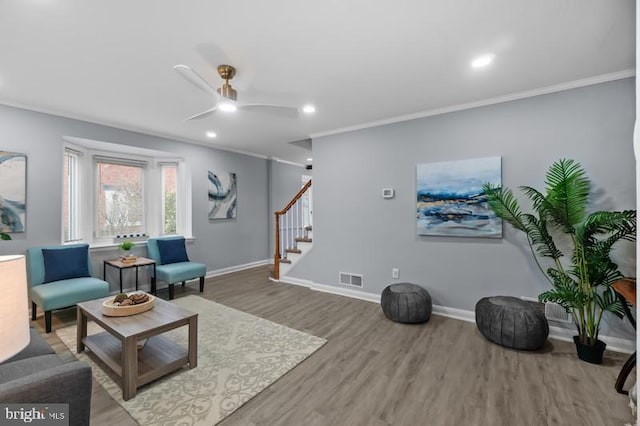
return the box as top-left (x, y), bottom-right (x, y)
top-left (0, 328), bottom-right (92, 426)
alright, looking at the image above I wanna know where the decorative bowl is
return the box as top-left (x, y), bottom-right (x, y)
top-left (102, 292), bottom-right (155, 317)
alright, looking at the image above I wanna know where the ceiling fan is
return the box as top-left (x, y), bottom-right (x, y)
top-left (173, 64), bottom-right (301, 120)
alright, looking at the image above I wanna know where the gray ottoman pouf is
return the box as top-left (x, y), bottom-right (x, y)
top-left (475, 296), bottom-right (549, 350)
top-left (381, 283), bottom-right (432, 323)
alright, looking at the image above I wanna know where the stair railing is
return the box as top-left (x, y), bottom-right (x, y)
top-left (274, 179), bottom-right (312, 280)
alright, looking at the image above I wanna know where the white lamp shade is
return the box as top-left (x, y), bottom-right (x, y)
top-left (0, 255), bottom-right (30, 363)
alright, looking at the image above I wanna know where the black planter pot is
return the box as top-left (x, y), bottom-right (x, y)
top-left (573, 336), bottom-right (606, 364)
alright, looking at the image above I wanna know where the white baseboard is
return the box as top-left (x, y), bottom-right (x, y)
top-left (279, 276), bottom-right (380, 303)
top-left (546, 325), bottom-right (636, 354)
top-left (206, 259), bottom-right (270, 278)
top-left (431, 305), bottom-right (476, 323)
top-left (279, 275), bottom-right (636, 354)
top-left (277, 276), bottom-right (311, 286)
top-left (313, 282), bottom-right (381, 303)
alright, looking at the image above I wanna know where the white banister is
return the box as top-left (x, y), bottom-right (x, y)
top-left (274, 180), bottom-right (312, 280)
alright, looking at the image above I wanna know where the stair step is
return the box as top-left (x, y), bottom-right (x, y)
top-left (295, 237), bottom-right (312, 243)
top-left (279, 258), bottom-right (292, 264)
top-left (285, 248), bottom-right (302, 254)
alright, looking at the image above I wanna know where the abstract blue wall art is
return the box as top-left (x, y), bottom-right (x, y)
top-left (0, 151), bottom-right (27, 233)
top-left (416, 156), bottom-right (502, 238)
top-left (208, 171), bottom-right (237, 219)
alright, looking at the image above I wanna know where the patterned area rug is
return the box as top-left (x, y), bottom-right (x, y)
top-left (56, 295), bottom-right (326, 425)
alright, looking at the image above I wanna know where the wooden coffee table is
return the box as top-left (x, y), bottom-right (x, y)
top-left (76, 296), bottom-right (197, 400)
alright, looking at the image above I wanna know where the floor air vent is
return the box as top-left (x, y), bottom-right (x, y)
top-left (521, 297), bottom-right (571, 323)
top-left (339, 272), bottom-right (363, 288)
top-left (544, 301), bottom-right (571, 323)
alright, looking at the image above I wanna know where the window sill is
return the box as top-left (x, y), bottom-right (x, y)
top-left (63, 237), bottom-right (196, 253)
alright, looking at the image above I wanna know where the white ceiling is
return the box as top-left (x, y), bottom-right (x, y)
top-left (0, 1), bottom-right (634, 164)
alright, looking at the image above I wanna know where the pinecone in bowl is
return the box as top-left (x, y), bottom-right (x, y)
top-left (112, 292), bottom-right (150, 306)
top-left (129, 293), bottom-right (150, 304)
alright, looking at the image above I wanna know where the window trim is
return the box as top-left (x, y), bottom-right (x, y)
top-left (62, 138), bottom-right (191, 247)
top-left (93, 155), bottom-right (147, 243)
top-left (160, 162), bottom-right (179, 236)
top-left (62, 147), bottom-right (82, 243)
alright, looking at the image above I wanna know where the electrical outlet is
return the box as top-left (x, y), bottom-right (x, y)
top-left (392, 268), bottom-right (399, 279)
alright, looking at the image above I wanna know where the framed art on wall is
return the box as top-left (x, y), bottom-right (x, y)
top-left (416, 156), bottom-right (502, 238)
top-left (208, 170), bottom-right (237, 219)
top-left (0, 151), bottom-right (27, 233)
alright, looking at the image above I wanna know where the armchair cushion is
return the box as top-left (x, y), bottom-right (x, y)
top-left (29, 277), bottom-right (109, 312)
top-left (27, 244), bottom-right (109, 332)
top-left (156, 261), bottom-right (207, 284)
top-left (42, 245), bottom-right (90, 283)
top-left (156, 237), bottom-right (190, 265)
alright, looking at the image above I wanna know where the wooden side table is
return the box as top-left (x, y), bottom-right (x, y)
top-left (612, 277), bottom-right (636, 395)
top-left (104, 257), bottom-right (157, 294)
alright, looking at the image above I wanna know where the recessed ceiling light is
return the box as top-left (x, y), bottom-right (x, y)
top-left (471, 54), bottom-right (495, 69)
top-left (302, 105), bottom-right (316, 114)
top-left (206, 131), bottom-right (217, 138)
top-left (306, 158), bottom-right (313, 162)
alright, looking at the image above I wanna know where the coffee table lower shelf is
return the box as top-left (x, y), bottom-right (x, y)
top-left (83, 332), bottom-right (189, 394)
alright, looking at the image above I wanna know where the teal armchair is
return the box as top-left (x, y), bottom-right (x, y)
top-left (147, 236), bottom-right (206, 300)
top-left (26, 244), bottom-right (109, 333)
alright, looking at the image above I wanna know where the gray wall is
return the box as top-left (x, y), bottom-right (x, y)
top-left (290, 78), bottom-right (636, 338)
top-left (0, 104), bottom-right (271, 290)
top-left (268, 160), bottom-right (309, 258)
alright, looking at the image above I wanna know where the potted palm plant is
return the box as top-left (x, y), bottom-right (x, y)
top-left (483, 159), bottom-right (636, 364)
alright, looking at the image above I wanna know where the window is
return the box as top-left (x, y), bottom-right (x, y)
top-left (63, 148), bottom-right (80, 242)
top-left (161, 163), bottom-right (178, 235)
top-left (95, 157), bottom-right (146, 239)
top-left (62, 139), bottom-right (191, 245)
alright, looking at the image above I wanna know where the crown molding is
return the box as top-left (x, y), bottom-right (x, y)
top-left (269, 157), bottom-right (306, 168)
top-left (1, 68), bottom-right (634, 158)
top-left (0, 100), bottom-right (270, 160)
top-left (310, 69), bottom-right (636, 139)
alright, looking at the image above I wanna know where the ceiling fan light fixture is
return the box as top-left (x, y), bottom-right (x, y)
top-left (218, 99), bottom-right (238, 112)
top-left (176, 63), bottom-right (300, 120)
top-left (471, 53), bottom-right (495, 69)
top-left (217, 84), bottom-right (237, 101)
top-left (302, 104), bottom-right (316, 114)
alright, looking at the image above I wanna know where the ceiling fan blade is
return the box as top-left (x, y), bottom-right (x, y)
top-left (173, 64), bottom-right (219, 97)
top-left (240, 104), bottom-right (300, 119)
top-left (185, 105), bottom-right (218, 121)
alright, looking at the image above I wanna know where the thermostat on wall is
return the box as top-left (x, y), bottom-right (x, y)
top-left (382, 188), bottom-right (395, 199)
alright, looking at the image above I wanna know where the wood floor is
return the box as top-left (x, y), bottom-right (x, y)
top-left (37, 265), bottom-right (635, 426)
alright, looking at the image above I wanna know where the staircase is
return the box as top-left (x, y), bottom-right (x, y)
top-left (273, 180), bottom-right (312, 280)
top-left (278, 226), bottom-right (313, 277)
